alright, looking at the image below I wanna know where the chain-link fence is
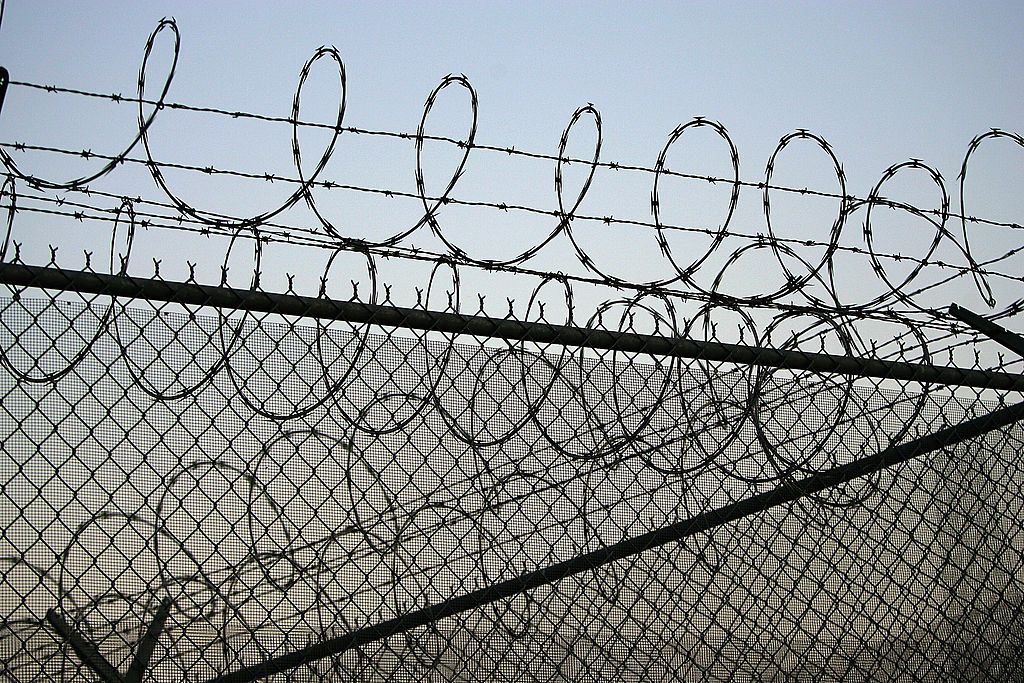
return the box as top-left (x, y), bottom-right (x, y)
top-left (1, 261), bottom-right (1022, 682)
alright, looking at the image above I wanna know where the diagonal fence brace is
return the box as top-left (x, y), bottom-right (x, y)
top-left (47, 598), bottom-right (172, 683)
top-left (207, 398), bottom-right (1024, 683)
top-left (46, 609), bottom-right (125, 683)
top-left (950, 303), bottom-right (1024, 360)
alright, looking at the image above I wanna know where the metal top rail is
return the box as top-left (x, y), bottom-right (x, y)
top-left (1, 261), bottom-right (1022, 392)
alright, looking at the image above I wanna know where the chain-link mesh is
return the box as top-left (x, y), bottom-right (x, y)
top-left (1, 263), bottom-right (1022, 682)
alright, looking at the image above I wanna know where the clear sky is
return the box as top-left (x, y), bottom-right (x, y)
top-left (1, 0), bottom-right (1022, 338)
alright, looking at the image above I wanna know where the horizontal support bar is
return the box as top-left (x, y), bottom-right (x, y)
top-left (2, 262), bottom-right (1022, 391)
top-left (209, 398), bottom-right (1024, 683)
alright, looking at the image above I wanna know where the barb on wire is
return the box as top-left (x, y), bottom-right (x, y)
top-left (5, 142), bottom-right (1024, 342)
top-left (6, 76), bottom-right (1023, 236)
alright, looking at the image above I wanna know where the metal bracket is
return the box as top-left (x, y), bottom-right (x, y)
top-left (950, 303), bottom-right (1024, 359)
top-left (47, 597), bottom-right (172, 683)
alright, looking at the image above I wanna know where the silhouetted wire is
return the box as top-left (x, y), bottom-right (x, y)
top-left (6, 194), bottom-right (1022, 379)
top-left (5, 136), bottom-right (1021, 335)
top-left (9, 186), bottom-right (1023, 298)
top-left (3, 139), bottom-right (1022, 240)
top-left (6, 174), bottom-right (1024, 322)
top-left (6, 80), bottom-right (1023, 235)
